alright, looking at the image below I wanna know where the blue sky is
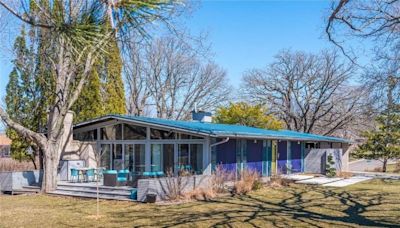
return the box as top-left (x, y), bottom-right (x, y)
top-left (0, 1), bottom-right (348, 129)
top-left (185, 0), bottom-right (336, 86)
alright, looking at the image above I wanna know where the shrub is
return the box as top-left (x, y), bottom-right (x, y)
top-left (159, 169), bottom-right (191, 201)
top-left (233, 169), bottom-right (261, 195)
top-left (211, 165), bottom-right (234, 193)
top-left (325, 154), bottom-right (336, 177)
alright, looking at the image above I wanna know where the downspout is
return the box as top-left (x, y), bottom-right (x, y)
top-left (210, 137), bottom-right (230, 148)
top-left (209, 137), bottom-right (230, 172)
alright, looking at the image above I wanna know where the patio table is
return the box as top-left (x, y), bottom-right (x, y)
top-left (75, 167), bottom-right (96, 182)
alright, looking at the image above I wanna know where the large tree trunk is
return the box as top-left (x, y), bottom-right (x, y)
top-left (42, 149), bottom-right (59, 192)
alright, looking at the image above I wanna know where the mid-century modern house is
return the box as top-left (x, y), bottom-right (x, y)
top-left (65, 111), bottom-right (351, 179)
top-left (0, 111), bottom-right (351, 200)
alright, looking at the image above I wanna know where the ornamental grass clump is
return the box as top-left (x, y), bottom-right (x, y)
top-left (233, 169), bottom-right (261, 195)
top-left (211, 165), bottom-right (234, 193)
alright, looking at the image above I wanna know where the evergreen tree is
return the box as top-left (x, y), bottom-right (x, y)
top-left (72, 69), bottom-right (104, 123)
top-left (354, 110), bottom-right (400, 172)
top-left (101, 22), bottom-right (126, 115)
top-left (5, 28), bottom-right (36, 166)
top-left (72, 23), bottom-right (126, 122)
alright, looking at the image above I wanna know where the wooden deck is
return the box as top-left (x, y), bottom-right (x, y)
top-left (48, 181), bottom-right (136, 201)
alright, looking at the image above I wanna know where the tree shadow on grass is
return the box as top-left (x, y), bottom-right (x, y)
top-left (109, 183), bottom-right (400, 228)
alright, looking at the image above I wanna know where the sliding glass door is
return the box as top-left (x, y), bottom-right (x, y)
top-left (100, 144), bottom-right (111, 170)
top-left (178, 144), bottom-right (203, 174)
top-left (100, 143), bottom-right (144, 172)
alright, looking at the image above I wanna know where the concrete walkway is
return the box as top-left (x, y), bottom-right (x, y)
top-left (322, 176), bottom-right (373, 187)
top-left (283, 175), bottom-right (374, 187)
top-left (281, 174), bottom-right (314, 181)
top-left (296, 177), bottom-right (343, 185)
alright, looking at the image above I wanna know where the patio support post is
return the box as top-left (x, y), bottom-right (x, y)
top-left (202, 137), bottom-right (211, 175)
top-left (173, 142), bottom-right (178, 176)
top-left (286, 141), bottom-right (291, 174)
top-left (145, 127), bottom-right (151, 172)
top-left (301, 142), bottom-right (305, 172)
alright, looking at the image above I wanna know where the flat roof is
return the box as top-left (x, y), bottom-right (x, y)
top-left (74, 114), bottom-right (351, 143)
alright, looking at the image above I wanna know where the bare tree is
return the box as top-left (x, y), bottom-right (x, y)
top-left (242, 49), bottom-right (369, 137)
top-left (125, 35), bottom-right (231, 120)
top-left (326, 1), bottom-right (400, 112)
top-left (326, 0), bottom-right (400, 60)
top-left (124, 41), bottom-right (152, 116)
top-left (0, 0), bottom-right (179, 192)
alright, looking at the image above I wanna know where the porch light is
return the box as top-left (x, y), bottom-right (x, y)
top-left (254, 139), bottom-right (257, 143)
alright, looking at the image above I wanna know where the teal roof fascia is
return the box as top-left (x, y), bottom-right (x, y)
top-left (96, 114), bottom-right (351, 143)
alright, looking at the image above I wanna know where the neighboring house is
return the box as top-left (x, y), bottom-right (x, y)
top-left (65, 111), bottom-right (351, 178)
top-left (0, 134), bottom-right (11, 158)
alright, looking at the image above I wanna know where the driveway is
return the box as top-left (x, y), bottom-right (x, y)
top-left (349, 159), bottom-right (398, 172)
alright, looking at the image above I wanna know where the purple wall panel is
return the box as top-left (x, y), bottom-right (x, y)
top-left (246, 162), bottom-right (263, 174)
top-left (216, 139), bottom-right (236, 164)
top-left (246, 140), bottom-right (263, 174)
top-left (277, 141), bottom-right (287, 174)
top-left (291, 142), bottom-right (302, 173)
top-left (247, 140), bottom-right (263, 162)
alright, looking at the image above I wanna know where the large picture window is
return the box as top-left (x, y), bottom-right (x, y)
top-left (100, 124), bottom-right (122, 140)
top-left (124, 124), bottom-right (146, 140)
top-left (151, 128), bottom-right (175, 139)
top-left (151, 144), bottom-right (174, 173)
top-left (73, 129), bottom-right (97, 141)
top-left (178, 144), bottom-right (203, 174)
top-left (124, 144), bottom-right (145, 174)
top-left (100, 144), bottom-right (111, 170)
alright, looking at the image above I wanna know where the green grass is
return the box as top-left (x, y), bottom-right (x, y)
top-left (1, 179), bottom-right (400, 227)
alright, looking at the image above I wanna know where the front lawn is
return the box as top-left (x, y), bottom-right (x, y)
top-left (1, 179), bottom-right (399, 227)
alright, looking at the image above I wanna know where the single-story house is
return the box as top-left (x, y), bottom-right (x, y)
top-left (65, 111), bottom-right (351, 180)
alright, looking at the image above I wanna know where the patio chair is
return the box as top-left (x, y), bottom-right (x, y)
top-left (103, 170), bottom-right (118, 186)
top-left (86, 168), bottom-right (95, 182)
top-left (117, 169), bottom-right (130, 186)
top-left (70, 168), bottom-right (79, 183)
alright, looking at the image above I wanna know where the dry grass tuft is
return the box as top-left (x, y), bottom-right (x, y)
top-left (211, 165), bottom-right (234, 193)
top-left (336, 171), bottom-right (353, 179)
top-left (267, 175), bottom-right (292, 188)
top-left (184, 188), bottom-right (216, 201)
top-left (233, 169), bottom-right (261, 195)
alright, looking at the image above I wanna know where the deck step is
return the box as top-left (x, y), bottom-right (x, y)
top-left (48, 190), bottom-right (134, 201)
top-left (50, 182), bottom-right (136, 201)
top-left (56, 187), bottom-right (131, 196)
top-left (57, 182), bottom-right (133, 191)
